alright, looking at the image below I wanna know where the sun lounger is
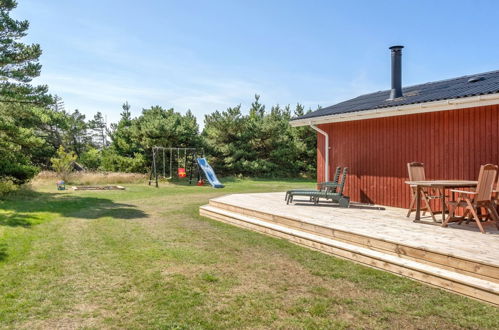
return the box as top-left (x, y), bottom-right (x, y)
top-left (287, 168), bottom-right (350, 208)
top-left (285, 167), bottom-right (342, 202)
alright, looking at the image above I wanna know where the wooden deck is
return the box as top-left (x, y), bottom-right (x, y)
top-left (200, 192), bottom-right (499, 306)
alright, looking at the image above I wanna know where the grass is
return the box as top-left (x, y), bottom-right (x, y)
top-left (0, 177), bottom-right (497, 329)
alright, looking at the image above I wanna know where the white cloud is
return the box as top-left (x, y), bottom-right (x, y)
top-left (33, 70), bottom-right (266, 127)
top-left (34, 64), bottom-right (386, 130)
top-left (28, 8), bottom-right (385, 127)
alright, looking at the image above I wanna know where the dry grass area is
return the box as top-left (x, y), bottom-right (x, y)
top-left (34, 171), bottom-right (147, 185)
top-left (0, 179), bottom-right (498, 329)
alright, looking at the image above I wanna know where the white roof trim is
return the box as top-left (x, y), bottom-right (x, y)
top-left (290, 92), bottom-right (499, 127)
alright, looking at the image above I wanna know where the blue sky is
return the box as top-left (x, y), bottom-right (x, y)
top-left (16, 0), bottom-right (499, 126)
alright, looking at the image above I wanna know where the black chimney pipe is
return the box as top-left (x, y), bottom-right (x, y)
top-left (389, 45), bottom-right (404, 99)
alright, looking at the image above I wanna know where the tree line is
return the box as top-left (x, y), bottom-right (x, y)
top-left (0, 0), bottom-right (317, 190)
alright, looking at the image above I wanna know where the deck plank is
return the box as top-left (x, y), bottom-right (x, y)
top-left (210, 192), bottom-right (499, 268)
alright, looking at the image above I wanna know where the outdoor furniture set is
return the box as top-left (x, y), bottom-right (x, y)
top-left (285, 161), bottom-right (499, 233)
top-left (405, 162), bottom-right (499, 234)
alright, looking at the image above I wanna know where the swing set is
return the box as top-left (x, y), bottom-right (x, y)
top-left (148, 147), bottom-right (205, 188)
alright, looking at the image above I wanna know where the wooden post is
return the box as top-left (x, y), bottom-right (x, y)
top-left (162, 149), bottom-right (166, 178)
top-left (152, 148), bottom-right (158, 188)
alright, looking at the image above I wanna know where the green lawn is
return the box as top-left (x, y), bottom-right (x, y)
top-left (0, 179), bottom-right (497, 329)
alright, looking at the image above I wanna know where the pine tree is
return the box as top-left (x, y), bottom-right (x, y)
top-left (202, 96), bottom-right (317, 178)
top-left (249, 94), bottom-right (265, 118)
top-left (0, 0), bottom-right (50, 105)
top-left (43, 95), bottom-right (66, 152)
top-left (131, 106), bottom-right (199, 150)
top-left (0, 102), bottom-right (41, 184)
top-left (109, 101), bottom-right (137, 157)
top-left (51, 95), bottom-right (65, 112)
top-left (292, 104), bottom-right (317, 177)
top-left (89, 111), bottom-right (108, 148)
top-left (120, 101), bottom-right (132, 124)
top-left (0, 0), bottom-right (52, 186)
top-left (64, 109), bottom-right (89, 157)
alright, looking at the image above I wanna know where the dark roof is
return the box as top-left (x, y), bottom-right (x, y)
top-left (292, 69), bottom-right (499, 121)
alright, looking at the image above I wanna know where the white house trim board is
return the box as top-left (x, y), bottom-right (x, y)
top-left (309, 124), bottom-right (329, 182)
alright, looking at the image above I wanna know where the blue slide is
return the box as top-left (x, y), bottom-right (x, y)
top-left (197, 158), bottom-right (224, 188)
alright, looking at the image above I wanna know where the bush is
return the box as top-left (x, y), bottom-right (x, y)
top-left (80, 148), bottom-right (101, 170)
top-left (0, 179), bottom-right (18, 196)
top-left (100, 151), bottom-right (146, 173)
top-left (50, 146), bottom-right (77, 181)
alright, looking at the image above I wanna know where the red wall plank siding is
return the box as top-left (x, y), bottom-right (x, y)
top-left (315, 104), bottom-right (499, 208)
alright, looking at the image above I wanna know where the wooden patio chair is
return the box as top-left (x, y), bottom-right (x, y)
top-left (493, 180), bottom-right (499, 206)
top-left (443, 164), bottom-right (499, 234)
top-left (488, 181), bottom-right (499, 223)
top-left (481, 170), bottom-right (499, 223)
top-left (406, 162), bottom-right (438, 222)
top-left (285, 166), bottom-right (342, 202)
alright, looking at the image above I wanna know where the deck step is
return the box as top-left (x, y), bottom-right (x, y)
top-left (200, 204), bottom-right (499, 306)
top-left (209, 199), bottom-right (499, 284)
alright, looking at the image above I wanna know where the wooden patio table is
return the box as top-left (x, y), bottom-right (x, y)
top-left (405, 180), bottom-right (478, 223)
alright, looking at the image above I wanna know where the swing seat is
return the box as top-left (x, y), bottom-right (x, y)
top-left (178, 167), bottom-right (187, 178)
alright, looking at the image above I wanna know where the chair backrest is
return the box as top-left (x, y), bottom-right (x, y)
top-left (407, 162), bottom-right (426, 182)
top-left (475, 164), bottom-right (498, 202)
top-left (338, 167), bottom-right (349, 194)
top-left (332, 167), bottom-right (342, 184)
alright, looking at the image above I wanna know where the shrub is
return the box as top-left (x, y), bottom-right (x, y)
top-left (50, 146), bottom-right (77, 181)
top-left (80, 148), bottom-right (101, 170)
top-left (0, 179), bottom-right (18, 196)
top-left (100, 151), bottom-right (146, 173)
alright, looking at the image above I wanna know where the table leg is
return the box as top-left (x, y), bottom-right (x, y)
top-left (440, 188), bottom-right (446, 223)
top-left (415, 185), bottom-right (421, 222)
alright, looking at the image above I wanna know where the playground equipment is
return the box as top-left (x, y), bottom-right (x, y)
top-left (197, 158), bottom-right (224, 188)
top-left (56, 180), bottom-right (65, 190)
top-left (149, 147), bottom-right (202, 187)
top-left (148, 147), bottom-right (224, 188)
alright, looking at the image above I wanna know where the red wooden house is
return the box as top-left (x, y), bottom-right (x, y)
top-left (202, 47), bottom-right (499, 303)
top-left (290, 46), bottom-right (499, 208)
